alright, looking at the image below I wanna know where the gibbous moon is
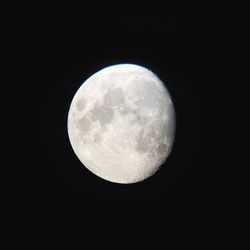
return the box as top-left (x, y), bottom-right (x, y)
top-left (67, 64), bottom-right (175, 184)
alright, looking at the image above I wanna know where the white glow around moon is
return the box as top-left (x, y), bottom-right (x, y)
top-left (67, 64), bottom-right (175, 184)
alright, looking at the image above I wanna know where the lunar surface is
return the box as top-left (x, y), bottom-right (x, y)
top-left (67, 64), bottom-right (175, 184)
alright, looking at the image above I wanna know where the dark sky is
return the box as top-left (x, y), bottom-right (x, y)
top-left (15, 10), bottom-right (233, 241)
top-left (41, 15), bottom-right (216, 198)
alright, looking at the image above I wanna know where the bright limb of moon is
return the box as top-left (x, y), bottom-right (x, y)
top-left (67, 64), bottom-right (175, 184)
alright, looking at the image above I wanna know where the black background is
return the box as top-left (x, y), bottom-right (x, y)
top-left (40, 16), bottom-right (221, 203)
top-left (1, 0), bottom-right (243, 244)
top-left (14, 9), bottom-right (234, 243)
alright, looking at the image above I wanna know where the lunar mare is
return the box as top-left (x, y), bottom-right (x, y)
top-left (67, 64), bottom-right (175, 184)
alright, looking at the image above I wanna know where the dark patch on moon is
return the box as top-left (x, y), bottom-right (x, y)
top-left (135, 122), bottom-right (169, 159)
top-left (135, 129), bottom-right (156, 153)
top-left (135, 130), bottom-right (150, 152)
top-left (90, 103), bottom-right (114, 125)
top-left (93, 132), bottom-right (102, 143)
top-left (156, 142), bottom-right (168, 154)
top-left (119, 106), bottom-right (132, 115)
top-left (76, 88), bottom-right (126, 143)
top-left (76, 98), bottom-right (86, 111)
top-left (134, 112), bottom-right (148, 124)
top-left (77, 116), bottom-right (91, 133)
top-left (87, 87), bottom-right (126, 127)
top-left (104, 87), bottom-right (125, 107)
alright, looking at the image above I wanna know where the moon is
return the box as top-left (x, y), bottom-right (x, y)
top-left (67, 64), bottom-right (175, 184)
